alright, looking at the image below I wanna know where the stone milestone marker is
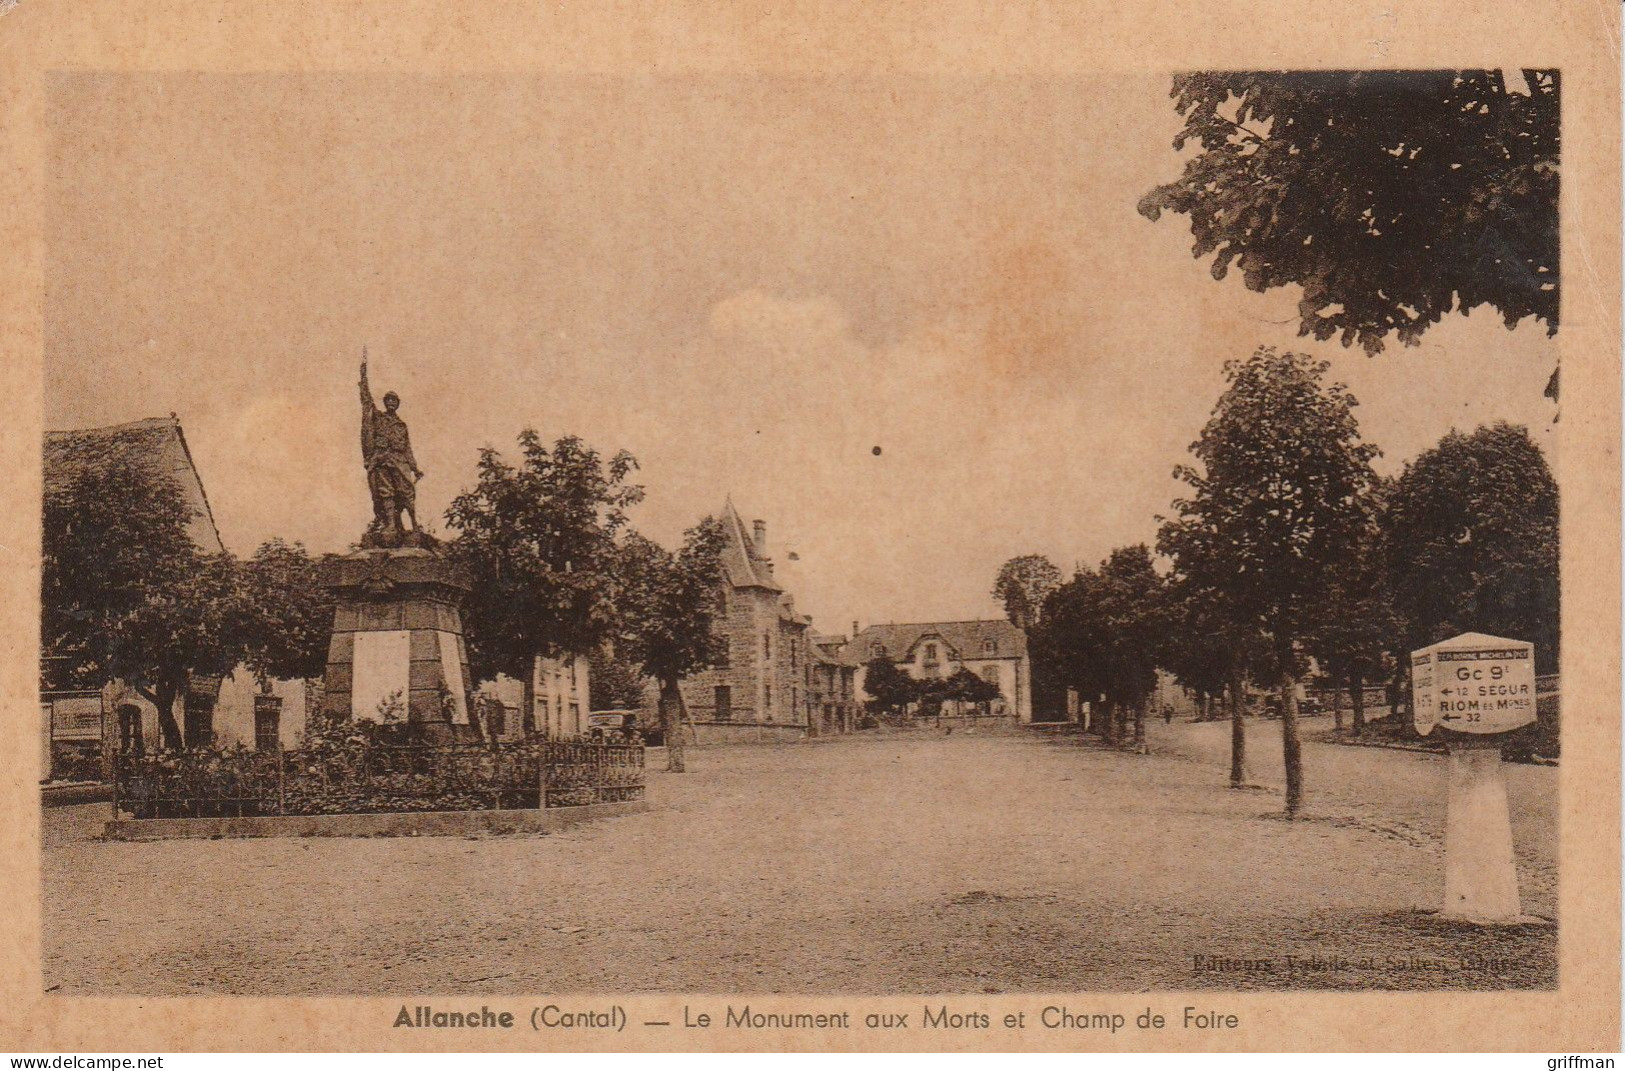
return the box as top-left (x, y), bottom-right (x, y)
top-left (1410, 632), bottom-right (1540, 924)
top-left (319, 354), bottom-right (476, 741)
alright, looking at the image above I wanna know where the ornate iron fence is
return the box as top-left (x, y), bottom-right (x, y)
top-left (114, 738), bottom-right (645, 819)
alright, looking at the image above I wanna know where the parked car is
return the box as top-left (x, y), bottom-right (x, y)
top-left (586, 710), bottom-right (643, 743)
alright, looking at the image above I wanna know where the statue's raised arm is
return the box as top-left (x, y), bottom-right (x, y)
top-left (360, 351), bottom-right (377, 413)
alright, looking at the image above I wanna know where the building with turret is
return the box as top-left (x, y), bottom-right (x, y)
top-left (671, 501), bottom-right (816, 743)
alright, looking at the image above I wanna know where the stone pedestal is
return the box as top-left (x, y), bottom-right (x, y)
top-left (320, 548), bottom-right (476, 742)
top-left (1441, 739), bottom-right (1522, 922)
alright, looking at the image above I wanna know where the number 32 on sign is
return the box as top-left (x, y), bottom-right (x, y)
top-left (1411, 632), bottom-right (1536, 737)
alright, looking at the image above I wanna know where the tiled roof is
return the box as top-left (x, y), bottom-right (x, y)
top-left (811, 634), bottom-right (852, 665)
top-left (44, 416), bottom-right (224, 553)
top-left (718, 497), bottom-right (781, 592)
top-left (852, 620), bottom-right (1028, 663)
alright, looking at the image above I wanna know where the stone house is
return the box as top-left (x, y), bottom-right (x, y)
top-left (668, 501), bottom-right (814, 743)
top-left (850, 620), bottom-right (1033, 723)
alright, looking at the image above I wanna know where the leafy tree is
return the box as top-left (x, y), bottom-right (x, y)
top-left (942, 667), bottom-right (1002, 713)
top-left (992, 554), bottom-right (1063, 630)
top-left (1031, 548), bottom-right (1167, 748)
top-left (861, 657), bottom-right (919, 719)
top-left (1095, 545), bottom-right (1168, 749)
top-left (236, 539), bottom-right (335, 689)
top-left (1382, 422), bottom-right (1559, 672)
top-left (42, 439), bottom-right (245, 749)
top-left (1160, 346), bottom-right (1380, 815)
top-left (588, 647), bottom-right (649, 711)
top-left (1032, 569), bottom-right (1110, 735)
top-left (614, 518), bottom-right (728, 772)
top-left (1304, 488), bottom-right (1401, 735)
top-left (445, 432), bottom-right (643, 733)
top-left (1140, 71), bottom-right (1559, 358)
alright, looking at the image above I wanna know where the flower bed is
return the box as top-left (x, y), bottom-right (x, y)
top-left (113, 738), bottom-right (645, 819)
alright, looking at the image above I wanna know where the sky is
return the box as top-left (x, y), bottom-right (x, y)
top-left (44, 72), bottom-right (1559, 635)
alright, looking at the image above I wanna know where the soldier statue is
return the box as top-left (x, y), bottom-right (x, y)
top-left (359, 351), bottom-right (424, 541)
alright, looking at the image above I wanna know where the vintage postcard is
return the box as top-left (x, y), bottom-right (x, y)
top-left (1, 0), bottom-right (1619, 1055)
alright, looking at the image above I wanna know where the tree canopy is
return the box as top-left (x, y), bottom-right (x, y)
top-left (614, 516), bottom-right (728, 770)
top-left (1159, 346), bottom-right (1381, 813)
top-left (992, 554), bottom-right (1063, 631)
top-left (614, 518), bottom-right (729, 693)
top-left (862, 657), bottom-right (919, 717)
top-left (445, 431), bottom-right (643, 688)
top-left (1160, 346), bottom-right (1381, 644)
top-left (1382, 422), bottom-right (1559, 671)
top-left (237, 539), bottom-right (335, 685)
top-left (1140, 70), bottom-right (1559, 356)
top-left (42, 440), bottom-right (246, 748)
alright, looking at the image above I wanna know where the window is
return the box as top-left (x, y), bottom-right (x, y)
top-left (715, 685), bottom-right (732, 721)
top-left (764, 632), bottom-right (772, 660)
top-left (184, 695), bottom-right (215, 749)
top-left (924, 643), bottom-right (938, 663)
top-left (871, 643), bottom-right (885, 658)
top-left (764, 684), bottom-right (772, 714)
top-left (569, 659), bottom-right (577, 689)
top-left (790, 639), bottom-right (797, 669)
top-left (117, 704), bottom-right (143, 755)
top-left (983, 638), bottom-right (998, 655)
top-left (716, 639), bottom-right (731, 669)
top-left (253, 695), bottom-right (281, 752)
top-left (982, 665), bottom-right (1000, 684)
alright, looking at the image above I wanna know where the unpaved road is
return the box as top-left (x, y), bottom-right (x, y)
top-left (43, 721), bottom-right (1556, 994)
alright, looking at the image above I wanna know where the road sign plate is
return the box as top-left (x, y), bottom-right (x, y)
top-left (1412, 633), bottom-right (1537, 736)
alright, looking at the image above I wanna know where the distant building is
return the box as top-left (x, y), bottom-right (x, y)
top-left (41, 416), bottom-right (311, 768)
top-left (480, 653), bottom-right (592, 740)
top-left (667, 501), bottom-right (814, 743)
top-left (809, 635), bottom-right (861, 735)
top-left (849, 620), bottom-right (1032, 723)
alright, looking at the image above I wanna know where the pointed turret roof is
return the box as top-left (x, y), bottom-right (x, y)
top-left (719, 497), bottom-right (782, 593)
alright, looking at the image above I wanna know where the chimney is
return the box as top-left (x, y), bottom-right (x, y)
top-left (752, 519), bottom-right (767, 557)
top-left (852, 620), bottom-right (859, 640)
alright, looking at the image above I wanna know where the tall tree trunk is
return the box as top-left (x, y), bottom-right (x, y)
top-left (1132, 694), bottom-right (1146, 750)
top-left (1350, 666), bottom-right (1367, 736)
top-left (658, 676), bottom-right (686, 773)
top-left (1102, 700), bottom-right (1118, 745)
top-left (147, 678), bottom-right (184, 752)
top-left (521, 670), bottom-right (537, 736)
top-left (1279, 643), bottom-right (1304, 817)
top-left (1331, 671), bottom-right (1345, 732)
top-left (1228, 669), bottom-right (1248, 788)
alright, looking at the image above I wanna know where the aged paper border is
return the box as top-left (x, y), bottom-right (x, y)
top-left (1, 0), bottom-right (1618, 1053)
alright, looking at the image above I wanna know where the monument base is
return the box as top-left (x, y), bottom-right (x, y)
top-left (320, 547), bottom-right (478, 741)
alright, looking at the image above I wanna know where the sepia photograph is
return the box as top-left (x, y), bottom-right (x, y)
top-left (3, 1), bottom-right (1619, 1055)
top-left (36, 66), bottom-right (1568, 996)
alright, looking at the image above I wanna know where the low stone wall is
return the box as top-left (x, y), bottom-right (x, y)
top-left (103, 799), bottom-right (649, 841)
top-left (43, 782), bottom-right (114, 808)
top-left (690, 722), bottom-right (807, 746)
